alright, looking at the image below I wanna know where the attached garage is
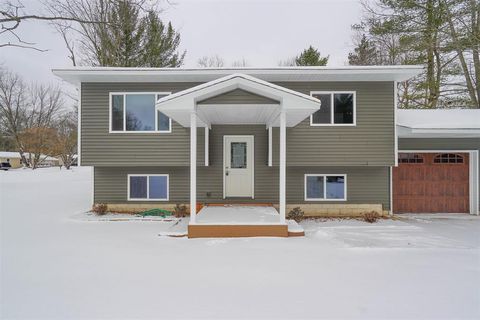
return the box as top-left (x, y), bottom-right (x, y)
top-left (396, 109), bottom-right (480, 215)
top-left (393, 152), bottom-right (470, 213)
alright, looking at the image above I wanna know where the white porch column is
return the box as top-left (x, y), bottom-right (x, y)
top-left (190, 111), bottom-right (197, 223)
top-left (268, 126), bottom-right (272, 167)
top-left (204, 126), bottom-right (209, 166)
top-left (279, 109), bottom-right (286, 224)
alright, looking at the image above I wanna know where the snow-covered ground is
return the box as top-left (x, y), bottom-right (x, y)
top-left (1, 167), bottom-right (479, 319)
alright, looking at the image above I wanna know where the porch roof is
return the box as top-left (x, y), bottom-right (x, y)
top-left (155, 73), bottom-right (321, 127)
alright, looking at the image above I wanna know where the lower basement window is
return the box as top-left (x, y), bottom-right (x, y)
top-left (128, 174), bottom-right (169, 201)
top-left (305, 174), bottom-right (346, 201)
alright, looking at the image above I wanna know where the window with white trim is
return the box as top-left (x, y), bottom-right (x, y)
top-left (310, 92), bottom-right (355, 125)
top-left (305, 174), bottom-right (346, 201)
top-left (111, 93), bottom-right (171, 132)
top-left (128, 174), bottom-right (169, 201)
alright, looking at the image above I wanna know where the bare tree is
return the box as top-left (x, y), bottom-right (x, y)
top-left (0, 67), bottom-right (65, 168)
top-left (0, 67), bottom-right (29, 163)
top-left (0, 0), bottom-right (106, 51)
top-left (53, 108), bottom-right (77, 169)
top-left (197, 55), bottom-right (225, 68)
top-left (231, 58), bottom-right (249, 67)
top-left (278, 57), bottom-right (296, 66)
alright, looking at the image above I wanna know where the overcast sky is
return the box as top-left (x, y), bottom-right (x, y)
top-left (1, 0), bottom-right (362, 88)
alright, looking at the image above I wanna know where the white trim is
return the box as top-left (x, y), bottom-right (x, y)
top-left (268, 126), bottom-right (272, 167)
top-left (77, 84), bottom-right (81, 166)
top-left (127, 174), bottom-right (169, 201)
top-left (279, 109), bottom-right (286, 223)
top-left (389, 166), bottom-right (393, 215)
top-left (304, 174), bottom-right (347, 201)
top-left (53, 65), bottom-right (425, 84)
top-left (397, 150), bottom-right (479, 215)
top-left (223, 135), bottom-right (255, 199)
top-left (109, 92), bottom-right (172, 133)
top-left (309, 91), bottom-right (357, 126)
top-left (204, 127), bottom-right (209, 166)
top-left (394, 81), bottom-right (398, 167)
top-left (91, 166), bottom-right (94, 206)
top-left (155, 74), bottom-right (321, 128)
top-left (190, 112), bottom-right (197, 223)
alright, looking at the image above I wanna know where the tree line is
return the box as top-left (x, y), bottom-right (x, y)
top-left (348, 0), bottom-right (479, 109)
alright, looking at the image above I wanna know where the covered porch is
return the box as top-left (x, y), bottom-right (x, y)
top-left (156, 73), bottom-right (320, 237)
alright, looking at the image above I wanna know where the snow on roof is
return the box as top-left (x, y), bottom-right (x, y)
top-left (0, 151), bottom-right (59, 161)
top-left (0, 151), bottom-right (21, 159)
top-left (397, 109), bottom-right (480, 129)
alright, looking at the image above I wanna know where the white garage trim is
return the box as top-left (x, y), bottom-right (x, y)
top-left (396, 150), bottom-right (479, 215)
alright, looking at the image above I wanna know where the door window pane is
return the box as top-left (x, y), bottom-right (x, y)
top-left (126, 94), bottom-right (156, 131)
top-left (130, 176), bottom-right (147, 199)
top-left (333, 93), bottom-right (354, 124)
top-left (326, 176), bottom-right (345, 199)
top-left (111, 94), bottom-right (124, 131)
top-left (231, 142), bottom-right (247, 168)
top-left (149, 176), bottom-right (168, 199)
top-left (311, 94), bottom-right (331, 124)
top-left (306, 176), bottom-right (324, 199)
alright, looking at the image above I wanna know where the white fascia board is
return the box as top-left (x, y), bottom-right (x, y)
top-left (52, 65), bottom-right (424, 84)
top-left (397, 125), bottom-right (480, 138)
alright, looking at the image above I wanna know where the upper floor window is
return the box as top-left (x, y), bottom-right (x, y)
top-left (310, 92), bottom-right (356, 126)
top-left (434, 153), bottom-right (464, 164)
top-left (110, 92), bottom-right (171, 133)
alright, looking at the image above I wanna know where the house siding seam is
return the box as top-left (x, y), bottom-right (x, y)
top-left (81, 81), bottom-right (395, 167)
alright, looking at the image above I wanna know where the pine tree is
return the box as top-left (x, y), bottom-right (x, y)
top-left (295, 46), bottom-right (329, 66)
top-left (142, 11), bottom-right (185, 67)
top-left (348, 35), bottom-right (379, 65)
top-left (107, 0), bottom-right (146, 67)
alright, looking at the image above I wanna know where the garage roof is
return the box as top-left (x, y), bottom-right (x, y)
top-left (397, 109), bottom-right (480, 138)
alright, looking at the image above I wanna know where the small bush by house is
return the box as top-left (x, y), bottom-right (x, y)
top-left (363, 211), bottom-right (380, 223)
top-left (173, 204), bottom-right (188, 218)
top-left (92, 203), bottom-right (108, 215)
top-left (287, 207), bottom-right (305, 222)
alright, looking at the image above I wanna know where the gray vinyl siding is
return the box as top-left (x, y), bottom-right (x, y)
top-left (81, 82), bottom-right (201, 166)
top-left (399, 137), bottom-right (480, 203)
top-left (398, 138), bottom-right (480, 152)
top-left (272, 81), bottom-right (395, 166)
top-left (197, 88), bottom-right (279, 104)
top-left (95, 166), bottom-right (390, 209)
top-left (81, 81), bottom-right (394, 167)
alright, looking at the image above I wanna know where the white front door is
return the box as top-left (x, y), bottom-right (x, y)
top-left (224, 136), bottom-right (254, 198)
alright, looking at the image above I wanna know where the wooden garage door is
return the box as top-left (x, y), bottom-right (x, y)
top-left (393, 153), bottom-right (469, 213)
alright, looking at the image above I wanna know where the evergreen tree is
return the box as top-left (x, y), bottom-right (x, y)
top-left (295, 46), bottom-right (329, 66)
top-left (348, 34), bottom-right (379, 65)
top-left (142, 11), bottom-right (185, 67)
top-left (106, 0), bottom-right (145, 67)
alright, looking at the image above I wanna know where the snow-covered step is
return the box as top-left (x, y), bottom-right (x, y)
top-left (287, 220), bottom-right (305, 237)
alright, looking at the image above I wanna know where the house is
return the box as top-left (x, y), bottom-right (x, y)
top-left (0, 152), bottom-right (60, 168)
top-left (0, 151), bottom-right (23, 168)
top-left (52, 66), bottom-right (479, 238)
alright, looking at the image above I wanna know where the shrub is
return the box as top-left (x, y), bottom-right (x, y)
top-left (363, 211), bottom-right (380, 223)
top-left (92, 203), bottom-right (108, 215)
top-left (173, 204), bottom-right (188, 218)
top-left (287, 207), bottom-right (305, 222)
